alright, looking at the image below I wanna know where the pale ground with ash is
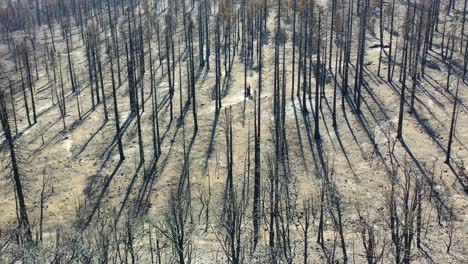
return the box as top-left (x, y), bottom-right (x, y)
top-left (0, 3), bottom-right (467, 264)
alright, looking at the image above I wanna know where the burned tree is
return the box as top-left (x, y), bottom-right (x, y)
top-left (0, 88), bottom-right (32, 243)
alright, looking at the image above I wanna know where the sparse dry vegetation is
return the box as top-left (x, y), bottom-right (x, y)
top-left (0, 0), bottom-right (467, 263)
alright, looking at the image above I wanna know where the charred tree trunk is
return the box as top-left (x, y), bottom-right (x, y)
top-left (0, 90), bottom-right (32, 243)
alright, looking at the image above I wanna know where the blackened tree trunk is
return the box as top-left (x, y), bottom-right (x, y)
top-left (329, 0), bottom-right (337, 70)
top-left (396, 11), bottom-right (411, 140)
top-left (445, 78), bottom-right (460, 164)
top-left (165, 14), bottom-right (174, 122)
top-left (291, 0), bottom-right (297, 98)
top-left (23, 45), bottom-right (37, 124)
top-left (188, 17), bottom-right (198, 132)
top-left (377, 0), bottom-right (384, 76)
top-left (19, 58), bottom-right (32, 127)
top-left (445, 34), bottom-right (455, 91)
top-left (410, 6), bottom-right (424, 113)
top-left (127, 14), bottom-right (138, 117)
top-left (107, 44), bottom-right (125, 161)
top-left (302, 11), bottom-right (308, 112)
top-left (315, 11), bottom-right (321, 140)
top-left (387, 0), bottom-right (396, 82)
top-left (65, 27), bottom-right (76, 93)
top-left (85, 38), bottom-right (96, 111)
top-left (253, 12), bottom-right (263, 252)
top-left (95, 42), bottom-right (109, 122)
top-left (355, 0), bottom-right (368, 114)
top-left (8, 80), bottom-right (18, 136)
top-left (0, 90), bottom-right (32, 243)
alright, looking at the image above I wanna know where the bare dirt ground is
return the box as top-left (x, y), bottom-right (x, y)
top-left (0, 1), bottom-right (467, 263)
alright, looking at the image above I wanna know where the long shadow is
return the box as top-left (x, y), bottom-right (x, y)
top-left (416, 81), bottom-right (445, 108)
top-left (99, 113), bottom-right (136, 160)
top-left (115, 161), bottom-right (144, 223)
top-left (14, 98), bottom-right (74, 142)
top-left (178, 128), bottom-right (198, 192)
top-left (32, 87), bottom-right (79, 122)
top-left (415, 93), bottom-right (449, 126)
top-left (419, 244), bottom-right (436, 264)
top-left (314, 137), bottom-right (329, 180)
top-left (333, 125), bottom-right (357, 179)
top-left (422, 74), bottom-right (451, 99)
top-left (318, 95), bottom-right (337, 152)
top-left (447, 161), bottom-right (468, 194)
top-left (361, 78), bottom-right (392, 122)
top-left (66, 106), bottom-right (96, 132)
top-left (93, 116), bottom-right (137, 179)
top-left (351, 99), bottom-right (390, 173)
top-left (412, 110), bottom-right (447, 153)
top-left (347, 81), bottom-right (391, 165)
top-left (30, 123), bottom-right (66, 156)
top-left (291, 98), bottom-right (310, 176)
top-left (341, 96), bottom-right (366, 157)
top-left (27, 115), bottom-right (61, 145)
top-left (360, 89), bottom-right (389, 134)
top-left (135, 157), bottom-right (159, 213)
top-left (74, 120), bottom-right (108, 158)
top-left (202, 109), bottom-right (221, 175)
top-left (221, 65), bottom-right (234, 98)
top-left (176, 100), bottom-right (193, 128)
top-left (84, 158), bottom-right (124, 228)
top-left (136, 112), bottom-right (189, 212)
top-left (297, 96), bottom-right (320, 177)
top-left (400, 139), bottom-right (451, 212)
top-left (159, 102), bottom-right (174, 144)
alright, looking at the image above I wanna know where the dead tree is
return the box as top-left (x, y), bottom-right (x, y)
top-left (377, 0), bottom-right (384, 76)
top-left (0, 89), bottom-right (32, 243)
top-left (20, 40), bottom-right (37, 125)
top-left (356, 205), bottom-right (385, 264)
top-left (445, 208), bottom-right (455, 254)
top-left (445, 78), bottom-right (460, 164)
top-left (299, 194), bottom-right (318, 264)
top-left (216, 107), bottom-right (245, 264)
top-left (291, 0), bottom-right (297, 98)
top-left (396, 8), bottom-right (412, 140)
top-left (107, 43), bottom-right (125, 161)
top-left (57, 50), bottom-right (67, 129)
top-left (8, 79), bottom-right (18, 136)
top-left (87, 22), bottom-right (109, 121)
top-left (188, 16), bottom-right (198, 132)
top-left (315, 9), bottom-right (322, 140)
top-left (39, 173), bottom-right (53, 242)
top-left (354, 0), bottom-right (369, 114)
top-left (252, 9), bottom-right (263, 252)
top-left (158, 188), bottom-right (193, 264)
top-left (387, 0), bottom-right (396, 82)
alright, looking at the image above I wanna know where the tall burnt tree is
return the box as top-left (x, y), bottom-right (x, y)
top-left (387, 0), bottom-right (396, 82)
top-left (396, 6), bottom-right (411, 140)
top-left (188, 15), bottom-right (198, 132)
top-left (107, 42), bottom-right (125, 161)
top-left (215, 15), bottom-right (222, 111)
top-left (445, 78), bottom-right (460, 164)
top-left (63, 18), bottom-right (76, 94)
top-left (0, 88), bottom-right (32, 243)
top-left (165, 13), bottom-right (175, 122)
top-left (253, 7), bottom-right (263, 252)
top-left (17, 43), bottom-right (32, 127)
top-left (20, 40), bottom-right (37, 125)
top-left (123, 11), bottom-right (138, 117)
top-left (291, 0), bottom-right (297, 98)
top-left (354, 0), bottom-right (368, 114)
top-left (315, 9), bottom-right (322, 140)
top-left (377, 0), bottom-right (384, 76)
